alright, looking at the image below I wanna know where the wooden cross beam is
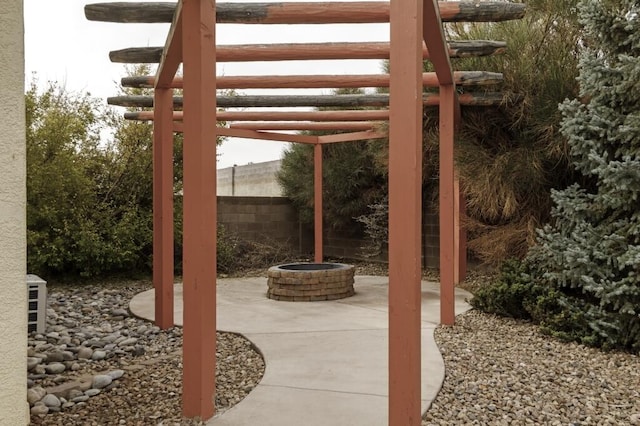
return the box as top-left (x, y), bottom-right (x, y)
top-left (110, 40), bottom-right (507, 63)
top-left (121, 70), bottom-right (503, 89)
top-left (85, 1), bottom-right (526, 24)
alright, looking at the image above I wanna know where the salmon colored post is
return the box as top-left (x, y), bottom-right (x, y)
top-left (152, 87), bottom-right (175, 329)
top-left (181, 0), bottom-right (217, 419)
top-left (439, 84), bottom-right (456, 326)
top-left (314, 143), bottom-right (323, 263)
top-left (388, 0), bottom-right (423, 423)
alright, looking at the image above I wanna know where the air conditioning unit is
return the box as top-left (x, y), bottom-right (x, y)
top-left (27, 274), bottom-right (47, 334)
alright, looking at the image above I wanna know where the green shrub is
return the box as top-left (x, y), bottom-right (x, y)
top-left (471, 260), bottom-right (538, 319)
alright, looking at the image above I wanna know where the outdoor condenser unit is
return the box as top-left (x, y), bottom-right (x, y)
top-left (27, 274), bottom-right (47, 334)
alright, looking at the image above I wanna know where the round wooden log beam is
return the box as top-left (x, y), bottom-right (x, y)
top-left (126, 110), bottom-right (392, 121)
top-left (110, 40), bottom-right (507, 63)
top-left (229, 121), bottom-right (380, 131)
top-left (110, 92), bottom-right (506, 109)
top-left (121, 70), bottom-right (503, 89)
top-left (85, 2), bottom-right (526, 24)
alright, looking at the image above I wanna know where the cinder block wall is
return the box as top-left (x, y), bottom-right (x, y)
top-left (217, 160), bottom-right (283, 197)
top-left (0, 1), bottom-right (29, 422)
top-left (217, 196), bottom-right (442, 267)
top-left (322, 210), bottom-right (440, 268)
top-left (218, 196), bottom-right (312, 253)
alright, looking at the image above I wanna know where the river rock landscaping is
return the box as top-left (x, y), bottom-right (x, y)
top-left (28, 280), bottom-right (264, 425)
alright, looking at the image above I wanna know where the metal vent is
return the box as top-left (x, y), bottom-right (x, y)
top-left (26, 275), bottom-right (47, 334)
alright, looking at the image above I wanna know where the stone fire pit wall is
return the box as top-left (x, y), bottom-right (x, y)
top-left (267, 263), bottom-right (355, 301)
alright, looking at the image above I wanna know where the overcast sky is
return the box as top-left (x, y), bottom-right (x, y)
top-left (24, 0), bottom-right (389, 168)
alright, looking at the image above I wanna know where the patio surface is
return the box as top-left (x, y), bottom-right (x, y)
top-left (129, 275), bottom-right (472, 426)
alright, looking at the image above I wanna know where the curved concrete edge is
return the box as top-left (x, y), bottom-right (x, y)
top-left (128, 276), bottom-right (472, 426)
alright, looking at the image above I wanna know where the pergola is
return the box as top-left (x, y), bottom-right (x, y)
top-left (86, 1), bottom-right (524, 423)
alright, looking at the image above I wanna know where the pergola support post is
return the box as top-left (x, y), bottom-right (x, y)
top-left (388, 0), bottom-right (423, 423)
top-left (314, 143), bottom-right (323, 263)
top-left (152, 87), bottom-right (175, 329)
top-left (181, 0), bottom-right (217, 419)
top-left (439, 84), bottom-right (456, 326)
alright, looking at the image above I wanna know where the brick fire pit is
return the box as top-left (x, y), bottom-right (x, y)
top-left (267, 263), bottom-right (355, 301)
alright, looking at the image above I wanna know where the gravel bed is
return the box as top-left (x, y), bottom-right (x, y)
top-left (29, 280), bottom-right (264, 425)
top-left (423, 310), bottom-right (640, 425)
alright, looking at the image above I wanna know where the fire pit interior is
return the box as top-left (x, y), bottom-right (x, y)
top-left (267, 263), bottom-right (355, 301)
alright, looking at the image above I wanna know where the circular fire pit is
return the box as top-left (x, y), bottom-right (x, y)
top-left (267, 263), bottom-right (355, 301)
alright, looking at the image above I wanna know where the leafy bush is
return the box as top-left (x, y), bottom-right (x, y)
top-left (471, 260), bottom-right (541, 319)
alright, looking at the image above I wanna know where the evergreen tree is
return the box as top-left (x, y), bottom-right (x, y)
top-left (527, 0), bottom-right (640, 351)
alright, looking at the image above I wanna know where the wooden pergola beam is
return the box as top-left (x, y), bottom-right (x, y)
top-left (122, 70), bottom-right (503, 89)
top-left (127, 110), bottom-right (392, 122)
top-left (229, 121), bottom-right (381, 131)
top-left (86, 1), bottom-right (526, 24)
top-left (155, 1), bottom-right (183, 88)
top-left (317, 130), bottom-right (387, 143)
top-left (109, 40), bottom-right (507, 63)
top-left (110, 92), bottom-right (506, 108)
top-left (423, 0), bottom-right (454, 85)
top-left (217, 127), bottom-right (318, 144)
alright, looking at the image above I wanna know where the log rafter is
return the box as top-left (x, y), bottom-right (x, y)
top-left (85, 1), bottom-right (526, 24)
top-left (109, 92), bottom-right (506, 109)
top-left (110, 40), bottom-right (507, 64)
top-left (122, 70), bottom-right (503, 89)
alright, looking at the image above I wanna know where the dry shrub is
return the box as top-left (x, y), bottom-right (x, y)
top-left (465, 215), bottom-right (539, 265)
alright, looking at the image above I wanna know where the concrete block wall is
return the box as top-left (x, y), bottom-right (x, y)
top-left (218, 196), bottom-right (311, 253)
top-left (217, 160), bottom-right (283, 197)
top-left (216, 196), bottom-right (442, 268)
top-left (0, 1), bottom-right (29, 423)
top-left (318, 210), bottom-right (440, 268)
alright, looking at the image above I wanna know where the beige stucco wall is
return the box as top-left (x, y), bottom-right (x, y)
top-left (0, 0), bottom-right (28, 423)
top-left (217, 159), bottom-right (284, 196)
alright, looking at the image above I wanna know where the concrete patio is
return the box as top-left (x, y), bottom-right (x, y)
top-left (129, 275), bottom-right (472, 426)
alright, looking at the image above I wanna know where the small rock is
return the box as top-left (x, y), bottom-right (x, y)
top-left (27, 386), bottom-right (47, 405)
top-left (630, 413), bottom-right (640, 425)
top-left (27, 357), bottom-right (41, 371)
top-left (92, 375), bottom-right (113, 389)
top-left (46, 351), bottom-right (64, 362)
top-left (84, 388), bottom-right (101, 397)
top-left (118, 337), bottom-right (138, 347)
top-left (45, 362), bottom-right (66, 374)
top-left (33, 365), bottom-right (46, 375)
top-left (68, 389), bottom-right (83, 399)
top-left (111, 308), bottom-right (129, 317)
top-left (77, 347), bottom-right (93, 359)
top-left (42, 394), bottom-right (61, 408)
top-left (61, 350), bottom-right (75, 361)
top-left (132, 346), bottom-right (146, 356)
top-left (71, 395), bottom-right (90, 403)
top-left (107, 369), bottom-right (125, 380)
top-left (62, 401), bottom-right (76, 409)
top-left (30, 404), bottom-right (49, 416)
top-left (91, 350), bottom-right (107, 361)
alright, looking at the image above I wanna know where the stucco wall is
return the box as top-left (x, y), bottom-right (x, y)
top-left (0, 0), bottom-right (28, 423)
top-left (217, 160), bottom-right (283, 196)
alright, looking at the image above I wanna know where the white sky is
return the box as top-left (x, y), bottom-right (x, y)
top-left (24, 0), bottom-right (389, 168)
